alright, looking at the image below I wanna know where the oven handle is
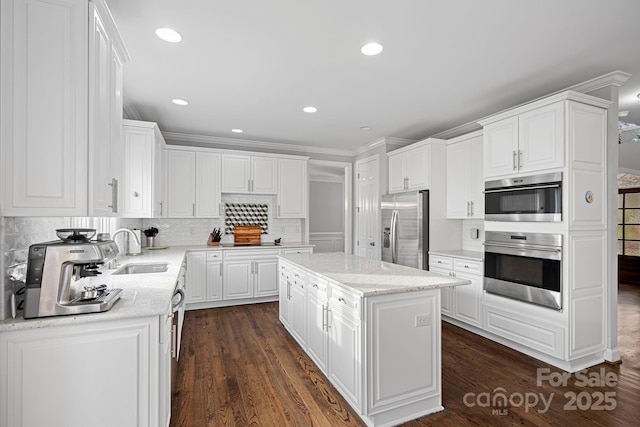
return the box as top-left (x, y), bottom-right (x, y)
top-left (484, 243), bottom-right (562, 260)
top-left (484, 242), bottom-right (561, 252)
top-left (484, 183), bottom-right (561, 194)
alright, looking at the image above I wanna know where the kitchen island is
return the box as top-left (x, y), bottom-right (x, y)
top-left (278, 252), bottom-right (470, 427)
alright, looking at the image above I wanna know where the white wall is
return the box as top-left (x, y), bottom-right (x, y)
top-left (309, 180), bottom-right (345, 253)
top-left (309, 181), bottom-right (344, 233)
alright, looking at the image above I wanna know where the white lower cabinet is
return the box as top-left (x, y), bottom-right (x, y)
top-left (327, 289), bottom-right (361, 410)
top-left (0, 316), bottom-right (165, 427)
top-left (429, 254), bottom-right (483, 328)
top-left (186, 248), bottom-right (304, 310)
top-left (279, 261), bottom-right (308, 346)
top-left (223, 250), bottom-right (280, 301)
top-left (279, 258), bottom-right (443, 426)
top-left (306, 275), bottom-right (328, 372)
top-left (185, 251), bottom-right (222, 306)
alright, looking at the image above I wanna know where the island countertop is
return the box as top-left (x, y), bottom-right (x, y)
top-left (281, 252), bottom-right (470, 296)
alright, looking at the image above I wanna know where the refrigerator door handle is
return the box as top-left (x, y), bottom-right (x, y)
top-left (390, 209), bottom-right (398, 264)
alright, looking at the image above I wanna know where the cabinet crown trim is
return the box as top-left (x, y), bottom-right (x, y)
top-left (387, 137), bottom-right (446, 156)
top-left (477, 90), bottom-right (611, 126)
top-left (446, 129), bottom-right (483, 144)
top-left (163, 144), bottom-right (309, 161)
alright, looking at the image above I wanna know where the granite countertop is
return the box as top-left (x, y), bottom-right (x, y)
top-left (428, 249), bottom-right (484, 262)
top-left (281, 252), bottom-right (470, 297)
top-left (1, 242), bottom-right (312, 332)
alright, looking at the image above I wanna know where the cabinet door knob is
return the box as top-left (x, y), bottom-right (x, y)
top-left (369, 242), bottom-right (375, 246)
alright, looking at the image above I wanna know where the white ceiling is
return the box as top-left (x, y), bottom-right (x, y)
top-left (108, 0), bottom-right (640, 155)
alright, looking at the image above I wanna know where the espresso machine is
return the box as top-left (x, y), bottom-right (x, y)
top-left (24, 229), bottom-right (123, 319)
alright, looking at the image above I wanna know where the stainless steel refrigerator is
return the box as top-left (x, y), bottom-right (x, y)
top-left (381, 190), bottom-right (429, 270)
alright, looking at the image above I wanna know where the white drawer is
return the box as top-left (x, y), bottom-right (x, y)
top-left (282, 247), bottom-right (313, 255)
top-left (206, 251), bottom-right (222, 261)
top-left (291, 267), bottom-right (307, 287)
top-left (307, 274), bottom-right (328, 296)
top-left (453, 258), bottom-right (482, 275)
top-left (224, 248), bottom-right (280, 260)
top-left (429, 255), bottom-right (453, 269)
top-left (329, 284), bottom-right (361, 317)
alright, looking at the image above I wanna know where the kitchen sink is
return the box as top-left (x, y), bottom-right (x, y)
top-left (112, 262), bottom-right (169, 275)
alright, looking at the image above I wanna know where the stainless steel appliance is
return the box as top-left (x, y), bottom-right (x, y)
top-left (484, 231), bottom-right (562, 310)
top-left (484, 172), bottom-right (562, 222)
top-left (24, 228), bottom-right (122, 319)
top-left (381, 190), bottom-right (429, 269)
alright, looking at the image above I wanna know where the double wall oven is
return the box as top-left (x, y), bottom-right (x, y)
top-left (483, 172), bottom-right (564, 310)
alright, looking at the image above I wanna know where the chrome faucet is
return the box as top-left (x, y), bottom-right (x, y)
top-left (112, 228), bottom-right (142, 256)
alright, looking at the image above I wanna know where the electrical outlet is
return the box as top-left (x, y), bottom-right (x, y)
top-left (415, 314), bottom-right (430, 327)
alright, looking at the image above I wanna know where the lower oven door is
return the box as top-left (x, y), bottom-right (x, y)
top-left (484, 243), bottom-right (562, 310)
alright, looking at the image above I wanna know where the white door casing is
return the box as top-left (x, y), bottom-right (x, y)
top-left (355, 156), bottom-right (380, 259)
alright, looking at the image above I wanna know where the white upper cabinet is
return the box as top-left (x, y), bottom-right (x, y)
top-left (482, 102), bottom-right (564, 179)
top-left (166, 150), bottom-right (196, 218)
top-left (518, 102), bottom-right (565, 174)
top-left (277, 158), bottom-right (308, 218)
top-left (388, 143), bottom-right (429, 193)
top-left (88, 2), bottom-right (126, 216)
top-left (221, 154), bottom-right (277, 194)
top-left (165, 149), bottom-right (221, 218)
top-left (195, 152), bottom-right (221, 217)
top-left (446, 132), bottom-right (484, 219)
top-left (251, 156), bottom-right (278, 194)
top-left (122, 120), bottom-right (166, 218)
top-left (1, 0), bottom-right (128, 216)
top-left (1, 0), bottom-right (88, 216)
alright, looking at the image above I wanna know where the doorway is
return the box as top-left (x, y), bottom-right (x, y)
top-left (307, 160), bottom-right (352, 253)
top-left (617, 173), bottom-right (640, 284)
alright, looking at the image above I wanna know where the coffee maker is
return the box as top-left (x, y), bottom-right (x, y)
top-left (24, 229), bottom-right (123, 319)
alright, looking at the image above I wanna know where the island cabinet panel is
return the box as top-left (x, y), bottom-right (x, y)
top-left (366, 292), bottom-right (439, 414)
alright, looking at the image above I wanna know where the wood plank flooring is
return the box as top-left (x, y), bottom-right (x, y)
top-left (171, 285), bottom-right (640, 426)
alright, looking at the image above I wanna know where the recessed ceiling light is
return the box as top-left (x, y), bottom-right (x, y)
top-left (361, 42), bottom-right (383, 56)
top-left (231, 129), bottom-right (243, 133)
top-left (171, 98), bottom-right (189, 106)
top-left (303, 106), bottom-right (318, 113)
top-left (360, 125), bottom-right (371, 131)
top-left (156, 28), bottom-right (182, 43)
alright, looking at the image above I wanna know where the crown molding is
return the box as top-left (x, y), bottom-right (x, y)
top-left (430, 122), bottom-right (482, 140)
top-left (350, 137), bottom-right (416, 156)
top-left (567, 70), bottom-right (631, 93)
top-left (123, 98), bottom-right (142, 120)
top-left (162, 131), bottom-right (353, 158)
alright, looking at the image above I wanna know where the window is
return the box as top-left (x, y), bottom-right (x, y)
top-left (618, 189), bottom-right (640, 256)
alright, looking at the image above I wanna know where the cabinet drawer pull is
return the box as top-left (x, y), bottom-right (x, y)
top-left (513, 151), bottom-right (518, 170)
top-left (338, 297), bottom-right (346, 303)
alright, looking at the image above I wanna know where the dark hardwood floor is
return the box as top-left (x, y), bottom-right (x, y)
top-left (171, 285), bottom-right (640, 426)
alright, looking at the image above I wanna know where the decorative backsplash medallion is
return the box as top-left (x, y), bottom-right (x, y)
top-left (225, 203), bottom-right (268, 234)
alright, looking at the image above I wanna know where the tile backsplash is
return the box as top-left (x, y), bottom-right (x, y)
top-left (142, 195), bottom-right (302, 246)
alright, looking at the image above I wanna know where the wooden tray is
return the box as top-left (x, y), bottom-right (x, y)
top-left (234, 225), bottom-right (261, 244)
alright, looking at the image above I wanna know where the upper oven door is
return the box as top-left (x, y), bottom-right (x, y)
top-left (484, 175), bottom-right (562, 222)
